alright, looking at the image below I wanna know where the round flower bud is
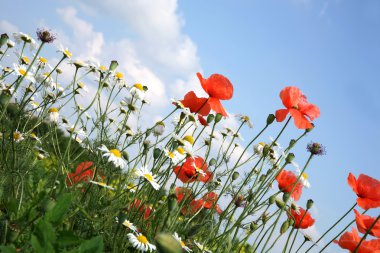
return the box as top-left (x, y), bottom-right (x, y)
top-left (289, 139), bottom-right (296, 149)
top-left (209, 158), bottom-right (217, 166)
top-left (285, 153), bottom-right (295, 164)
top-left (0, 33), bottom-right (9, 48)
top-left (232, 171), bottom-right (239, 181)
top-left (307, 199), bottom-right (314, 209)
top-left (215, 113), bottom-right (223, 123)
top-left (269, 195), bottom-right (276, 205)
top-left (153, 148), bottom-right (162, 160)
top-left (275, 198), bottom-right (285, 209)
top-left (207, 114), bottom-right (215, 123)
top-left (282, 192), bottom-right (290, 202)
top-left (250, 222), bottom-right (258, 232)
top-left (266, 114), bottom-right (276, 125)
top-left (122, 151), bottom-right (129, 161)
top-left (109, 60), bottom-right (119, 71)
top-left (280, 220), bottom-right (290, 234)
top-left (155, 233), bottom-right (182, 253)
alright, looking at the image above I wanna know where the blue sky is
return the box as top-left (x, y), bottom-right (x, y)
top-left (1, 0), bottom-right (379, 252)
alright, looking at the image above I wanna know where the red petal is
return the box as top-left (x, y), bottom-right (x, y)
top-left (289, 108), bottom-right (312, 129)
top-left (197, 72), bottom-right (233, 100)
top-left (275, 109), bottom-right (289, 122)
top-left (279, 86), bottom-right (302, 108)
top-left (299, 102), bottom-right (320, 121)
top-left (208, 97), bottom-right (228, 117)
top-left (348, 173), bottom-right (359, 195)
top-left (180, 91), bottom-right (211, 116)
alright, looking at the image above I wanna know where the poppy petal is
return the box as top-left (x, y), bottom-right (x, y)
top-left (180, 91), bottom-right (211, 116)
top-left (275, 109), bottom-right (289, 122)
top-left (197, 72), bottom-right (233, 100)
top-left (299, 102), bottom-right (320, 121)
top-left (289, 108), bottom-right (313, 129)
top-left (208, 97), bottom-right (228, 117)
top-left (279, 86), bottom-right (302, 108)
top-left (348, 173), bottom-right (359, 195)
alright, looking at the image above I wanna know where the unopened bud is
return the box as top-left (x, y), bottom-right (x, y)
top-left (122, 151), bottom-right (129, 161)
top-left (153, 148), bottom-right (161, 160)
top-left (269, 196), bottom-right (276, 205)
top-left (289, 139), bottom-right (296, 149)
top-left (209, 158), bottom-right (217, 166)
top-left (207, 114), bottom-right (214, 123)
top-left (263, 145), bottom-right (270, 157)
top-left (0, 33), bottom-right (9, 48)
top-left (285, 153), bottom-right (295, 164)
top-left (280, 220), bottom-right (290, 234)
top-left (250, 222), bottom-right (258, 232)
top-left (215, 113), bottom-right (223, 123)
top-left (275, 198), bottom-right (285, 209)
top-left (109, 60), bottom-right (119, 71)
top-left (232, 171), bottom-right (239, 181)
top-left (155, 233), bottom-right (182, 253)
top-left (307, 199), bottom-right (314, 209)
top-left (266, 114), bottom-right (275, 125)
top-left (282, 193), bottom-right (290, 202)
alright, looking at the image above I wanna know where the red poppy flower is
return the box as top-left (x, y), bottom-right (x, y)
top-left (348, 173), bottom-right (380, 209)
top-left (181, 199), bottom-right (204, 216)
top-left (275, 170), bottom-right (303, 201)
top-left (180, 91), bottom-right (211, 116)
top-left (354, 209), bottom-right (380, 237)
top-left (130, 199), bottom-right (152, 220)
top-left (275, 86), bottom-right (320, 129)
top-left (175, 187), bottom-right (194, 203)
top-left (66, 161), bottom-right (94, 186)
top-left (202, 192), bottom-right (223, 214)
top-left (289, 208), bottom-right (315, 229)
top-left (197, 72), bottom-right (233, 117)
top-left (173, 156), bottom-right (213, 183)
top-left (334, 227), bottom-right (380, 253)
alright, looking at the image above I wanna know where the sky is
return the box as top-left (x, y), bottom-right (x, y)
top-left (1, 0), bottom-right (379, 252)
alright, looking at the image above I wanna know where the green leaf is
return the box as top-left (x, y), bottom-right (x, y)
top-left (46, 193), bottom-right (72, 225)
top-left (0, 245), bottom-right (17, 253)
top-left (57, 231), bottom-right (82, 247)
top-left (31, 219), bottom-right (56, 253)
top-left (78, 236), bottom-right (103, 253)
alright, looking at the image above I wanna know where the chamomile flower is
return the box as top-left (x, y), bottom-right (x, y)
top-left (194, 240), bottom-right (212, 253)
top-left (29, 133), bottom-right (41, 143)
top-left (153, 121), bottom-right (165, 136)
top-left (182, 135), bottom-right (194, 156)
top-left (47, 107), bottom-right (59, 123)
top-left (135, 166), bottom-right (160, 190)
top-left (288, 197), bottom-right (301, 214)
top-left (13, 64), bottom-right (35, 82)
top-left (58, 45), bottom-right (72, 59)
top-left (122, 219), bottom-right (137, 232)
top-left (36, 72), bottom-right (54, 88)
top-left (296, 169), bottom-right (311, 189)
top-left (164, 147), bottom-right (186, 165)
top-left (98, 145), bottom-right (127, 169)
top-left (13, 32), bottom-right (38, 51)
top-left (37, 56), bottom-right (51, 69)
top-left (173, 232), bottom-right (192, 252)
top-left (13, 130), bottom-right (24, 142)
top-left (89, 180), bottom-right (115, 191)
top-left (127, 233), bottom-right (156, 252)
top-left (130, 83), bottom-right (145, 100)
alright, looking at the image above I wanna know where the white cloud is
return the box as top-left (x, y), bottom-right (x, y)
top-left (0, 20), bottom-right (18, 34)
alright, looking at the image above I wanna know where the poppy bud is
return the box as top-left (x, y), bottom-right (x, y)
top-left (153, 148), bottom-right (161, 160)
top-left (215, 113), bottom-right (223, 123)
top-left (0, 33), bottom-right (9, 48)
top-left (269, 196), bottom-right (276, 205)
top-left (209, 158), bottom-right (217, 166)
top-left (266, 114), bottom-right (275, 125)
top-left (122, 151), bottom-right (129, 161)
top-left (143, 140), bottom-right (150, 149)
top-left (285, 153), bottom-right (295, 164)
top-left (155, 233), bottom-right (182, 253)
top-left (259, 175), bottom-right (266, 182)
top-left (289, 139), bottom-right (296, 149)
top-left (307, 199), bottom-right (314, 209)
top-left (56, 68), bottom-right (62, 74)
top-left (280, 220), bottom-right (290, 234)
top-left (283, 193), bottom-right (290, 202)
top-left (232, 171), bottom-right (239, 181)
top-left (262, 212), bottom-right (269, 224)
top-left (109, 60), bottom-right (119, 71)
top-left (250, 222), bottom-right (258, 231)
top-left (207, 114), bottom-right (215, 123)
top-left (289, 219), bottom-right (295, 227)
top-left (275, 198), bottom-right (285, 209)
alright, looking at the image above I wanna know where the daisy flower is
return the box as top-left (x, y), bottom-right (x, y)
top-left (89, 180), bottom-right (115, 191)
top-left (29, 133), bottom-right (41, 143)
top-left (98, 145), bottom-right (127, 169)
top-left (127, 233), bottom-right (156, 252)
top-left (298, 170), bottom-right (311, 189)
top-left (13, 32), bottom-right (38, 51)
top-left (13, 64), bottom-right (35, 82)
top-left (58, 45), bottom-right (72, 59)
top-left (47, 107), bottom-right (59, 123)
top-left (122, 219), bottom-right (137, 233)
top-left (253, 142), bottom-right (266, 155)
top-left (182, 135), bottom-right (194, 156)
top-left (164, 147), bottom-right (186, 165)
top-left (135, 166), bottom-right (160, 190)
top-left (13, 130), bottom-right (24, 142)
top-left (130, 83), bottom-right (145, 100)
top-left (194, 240), bottom-right (212, 253)
top-left (153, 121), bottom-right (165, 136)
top-left (173, 232), bottom-right (192, 252)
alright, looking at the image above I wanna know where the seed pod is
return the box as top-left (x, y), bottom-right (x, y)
top-left (207, 114), bottom-right (215, 123)
top-left (285, 153), bottom-right (295, 164)
top-left (283, 193), bottom-right (290, 202)
top-left (232, 171), bottom-right (239, 181)
top-left (307, 199), bottom-right (314, 209)
top-left (215, 113), bottom-right (223, 123)
top-left (266, 114), bottom-right (275, 125)
top-left (275, 198), bottom-right (285, 209)
top-left (280, 220), bottom-right (290, 234)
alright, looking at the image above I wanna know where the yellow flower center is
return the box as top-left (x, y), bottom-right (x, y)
top-left (144, 173), bottom-right (154, 182)
top-left (115, 72), bottom-right (123, 79)
top-left (48, 108), bottom-right (59, 113)
top-left (259, 142), bottom-right (265, 146)
top-left (177, 147), bottom-right (185, 155)
top-left (13, 132), bottom-right (21, 140)
top-left (180, 241), bottom-right (185, 247)
top-left (110, 149), bottom-right (121, 158)
top-left (123, 220), bottom-right (132, 227)
top-left (99, 65), bottom-right (107, 71)
top-left (22, 56), bottom-right (30, 64)
top-left (168, 151), bottom-right (175, 159)
top-left (64, 49), bottom-right (72, 58)
top-left (39, 57), bottom-right (47, 63)
top-left (137, 235), bottom-right (148, 244)
top-left (183, 135), bottom-right (194, 145)
top-left (18, 69), bottom-right (26, 76)
top-left (302, 172), bottom-right (308, 180)
top-left (133, 83), bottom-right (143, 91)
